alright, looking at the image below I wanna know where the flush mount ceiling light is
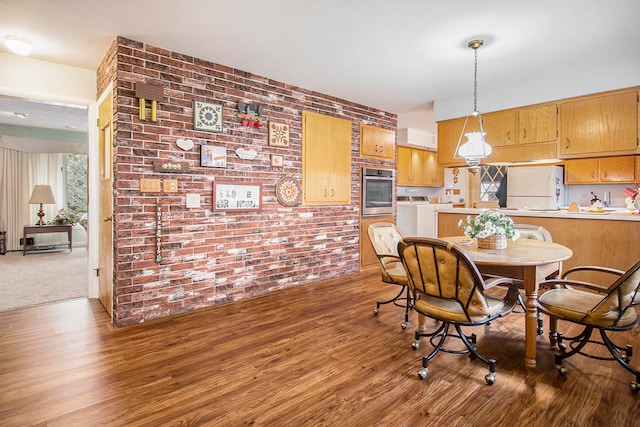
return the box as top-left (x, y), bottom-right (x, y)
top-left (4, 35), bottom-right (32, 56)
top-left (454, 39), bottom-right (492, 174)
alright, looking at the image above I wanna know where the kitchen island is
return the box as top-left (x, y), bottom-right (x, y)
top-left (437, 208), bottom-right (640, 282)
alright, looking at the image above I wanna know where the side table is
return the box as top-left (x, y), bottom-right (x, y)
top-left (23, 225), bottom-right (73, 255)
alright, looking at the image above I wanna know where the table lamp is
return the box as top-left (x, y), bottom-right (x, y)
top-left (29, 185), bottom-right (56, 225)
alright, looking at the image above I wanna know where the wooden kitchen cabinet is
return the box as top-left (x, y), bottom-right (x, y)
top-left (397, 146), bottom-right (443, 187)
top-left (482, 110), bottom-right (516, 147)
top-left (302, 111), bottom-right (352, 205)
top-left (560, 90), bottom-right (638, 157)
top-left (564, 156), bottom-right (637, 184)
top-left (437, 117), bottom-right (477, 167)
top-left (438, 105), bottom-right (557, 165)
top-left (360, 124), bottom-right (395, 160)
top-left (518, 103), bottom-right (557, 145)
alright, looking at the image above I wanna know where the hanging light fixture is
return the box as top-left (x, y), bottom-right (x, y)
top-left (454, 39), bottom-right (492, 174)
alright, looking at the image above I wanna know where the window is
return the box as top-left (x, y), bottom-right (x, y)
top-left (479, 165), bottom-right (506, 202)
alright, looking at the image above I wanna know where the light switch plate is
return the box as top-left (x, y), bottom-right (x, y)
top-left (140, 178), bottom-right (161, 192)
top-left (163, 179), bottom-right (178, 193)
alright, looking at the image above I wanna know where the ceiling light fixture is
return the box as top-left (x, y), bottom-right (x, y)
top-left (454, 39), bottom-right (492, 174)
top-left (4, 35), bottom-right (32, 56)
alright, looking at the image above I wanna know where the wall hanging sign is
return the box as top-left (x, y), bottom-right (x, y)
top-left (268, 121), bottom-right (290, 147)
top-left (194, 100), bottom-right (223, 133)
top-left (176, 138), bottom-right (194, 151)
top-left (153, 160), bottom-right (191, 173)
top-left (236, 146), bottom-right (257, 160)
top-left (214, 182), bottom-right (262, 212)
top-left (201, 145), bottom-right (226, 168)
top-left (275, 175), bottom-right (302, 207)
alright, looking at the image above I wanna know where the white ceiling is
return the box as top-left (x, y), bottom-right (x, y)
top-left (0, 0), bottom-right (639, 151)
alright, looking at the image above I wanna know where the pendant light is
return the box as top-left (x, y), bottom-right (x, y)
top-left (454, 39), bottom-right (492, 174)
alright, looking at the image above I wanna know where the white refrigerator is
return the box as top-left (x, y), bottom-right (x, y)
top-left (506, 165), bottom-right (566, 210)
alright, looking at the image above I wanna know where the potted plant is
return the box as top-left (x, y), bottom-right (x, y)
top-left (457, 210), bottom-right (520, 249)
top-left (49, 208), bottom-right (77, 226)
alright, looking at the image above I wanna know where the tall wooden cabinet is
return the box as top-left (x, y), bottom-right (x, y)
top-left (302, 111), bottom-right (352, 205)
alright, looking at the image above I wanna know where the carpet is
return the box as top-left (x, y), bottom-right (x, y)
top-left (0, 249), bottom-right (88, 311)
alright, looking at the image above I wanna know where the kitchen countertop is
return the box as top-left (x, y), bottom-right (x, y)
top-left (437, 207), bottom-right (640, 222)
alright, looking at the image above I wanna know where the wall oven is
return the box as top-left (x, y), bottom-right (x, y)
top-left (362, 167), bottom-right (395, 216)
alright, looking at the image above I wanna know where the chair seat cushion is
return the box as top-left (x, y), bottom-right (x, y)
top-left (384, 266), bottom-right (408, 285)
top-left (414, 293), bottom-right (505, 323)
top-left (538, 288), bottom-right (637, 328)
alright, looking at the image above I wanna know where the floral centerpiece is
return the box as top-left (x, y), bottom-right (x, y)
top-left (49, 208), bottom-right (76, 225)
top-left (457, 210), bottom-right (519, 249)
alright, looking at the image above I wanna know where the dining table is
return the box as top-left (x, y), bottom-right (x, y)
top-left (440, 236), bottom-right (573, 369)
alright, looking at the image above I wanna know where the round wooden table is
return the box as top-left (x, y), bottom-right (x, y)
top-left (440, 236), bottom-right (573, 369)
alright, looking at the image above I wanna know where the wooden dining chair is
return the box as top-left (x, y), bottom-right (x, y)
top-left (398, 237), bottom-right (519, 384)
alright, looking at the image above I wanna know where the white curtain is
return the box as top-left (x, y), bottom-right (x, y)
top-left (0, 147), bottom-right (66, 251)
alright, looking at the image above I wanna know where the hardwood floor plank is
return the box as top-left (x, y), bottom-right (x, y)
top-left (1, 269), bottom-right (640, 426)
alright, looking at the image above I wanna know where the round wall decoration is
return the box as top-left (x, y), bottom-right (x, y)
top-left (275, 175), bottom-right (302, 207)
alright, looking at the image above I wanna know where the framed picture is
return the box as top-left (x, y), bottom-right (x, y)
top-left (268, 121), bottom-right (290, 147)
top-left (214, 182), bottom-right (261, 212)
top-left (201, 145), bottom-right (226, 168)
top-left (270, 154), bottom-right (283, 167)
top-left (193, 100), bottom-right (223, 133)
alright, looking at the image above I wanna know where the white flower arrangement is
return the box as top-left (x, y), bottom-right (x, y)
top-left (457, 210), bottom-right (520, 240)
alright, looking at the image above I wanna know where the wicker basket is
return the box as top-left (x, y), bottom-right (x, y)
top-left (477, 235), bottom-right (507, 250)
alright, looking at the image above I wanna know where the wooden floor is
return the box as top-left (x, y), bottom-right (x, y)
top-left (1, 269), bottom-right (639, 426)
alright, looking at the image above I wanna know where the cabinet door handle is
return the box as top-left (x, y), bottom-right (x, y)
top-left (507, 130), bottom-right (511, 141)
top-left (603, 171), bottom-right (608, 178)
top-left (592, 172), bottom-right (596, 179)
top-left (522, 128), bottom-right (526, 140)
top-left (566, 138), bottom-right (571, 149)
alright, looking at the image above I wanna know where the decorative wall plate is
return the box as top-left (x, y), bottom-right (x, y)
top-left (275, 175), bottom-right (302, 207)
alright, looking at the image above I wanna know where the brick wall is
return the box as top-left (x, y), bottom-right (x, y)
top-left (98, 37), bottom-right (397, 327)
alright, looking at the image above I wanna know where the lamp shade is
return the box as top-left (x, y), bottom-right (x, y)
top-left (29, 185), bottom-right (56, 204)
top-left (457, 131), bottom-right (492, 166)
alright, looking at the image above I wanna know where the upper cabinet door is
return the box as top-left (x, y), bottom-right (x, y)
top-left (518, 104), bottom-right (557, 145)
top-left (302, 111), bottom-right (352, 205)
top-left (560, 91), bottom-right (638, 156)
top-left (360, 124), bottom-right (395, 160)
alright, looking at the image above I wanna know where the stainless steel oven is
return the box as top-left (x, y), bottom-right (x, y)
top-left (362, 167), bottom-right (395, 216)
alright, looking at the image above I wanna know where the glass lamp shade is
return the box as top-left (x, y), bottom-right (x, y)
top-left (457, 131), bottom-right (492, 167)
top-left (29, 185), bottom-right (56, 204)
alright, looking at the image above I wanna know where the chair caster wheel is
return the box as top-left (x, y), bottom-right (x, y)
top-left (485, 372), bottom-right (496, 385)
top-left (401, 322), bottom-right (408, 329)
top-left (373, 308), bottom-right (379, 315)
top-left (630, 382), bottom-right (640, 393)
top-left (417, 368), bottom-right (427, 380)
top-left (411, 340), bottom-right (420, 350)
top-left (557, 365), bottom-right (568, 376)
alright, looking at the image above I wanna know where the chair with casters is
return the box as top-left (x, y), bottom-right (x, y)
top-left (513, 223), bottom-right (556, 335)
top-left (537, 259), bottom-right (640, 392)
top-left (398, 237), bottom-right (519, 384)
top-left (367, 222), bottom-right (411, 329)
